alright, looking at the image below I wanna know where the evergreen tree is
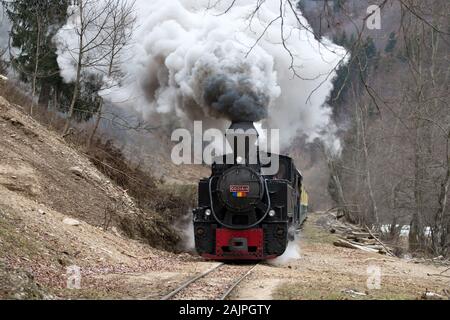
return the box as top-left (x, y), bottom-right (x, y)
top-left (333, 0), bottom-right (346, 13)
top-left (364, 36), bottom-right (377, 60)
top-left (329, 35), bottom-right (379, 106)
top-left (385, 32), bottom-right (398, 53)
top-left (57, 74), bottom-right (102, 122)
top-left (341, 31), bottom-right (348, 47)
top-left (2, 0), bottom-right (100, 122)
top-left (297, 0), bottom-right (305, 13)
top-left (2, 0), bottom-right (69, 107)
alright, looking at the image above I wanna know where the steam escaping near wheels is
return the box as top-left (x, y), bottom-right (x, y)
top-left (270, 231), bottom-right (302, 266)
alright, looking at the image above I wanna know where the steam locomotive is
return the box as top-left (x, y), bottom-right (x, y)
top-left (193, 122), bottom-right (309, 260)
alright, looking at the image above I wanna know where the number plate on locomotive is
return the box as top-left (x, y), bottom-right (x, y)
top-left (230, 185), bottom-right (250, 193)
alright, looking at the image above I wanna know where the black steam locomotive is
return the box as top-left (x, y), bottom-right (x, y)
top-left (193, 122), bottom-right (308, 260)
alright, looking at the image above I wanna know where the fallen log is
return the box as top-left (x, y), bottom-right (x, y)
top-left (359, 244), bottom-right (384, 249)
top-left (352, 238), bottom-right (378, 245)
top-left (329, 218), bottom-right (397, 256)
top-left (333, 239), bottom-right (380, 253)
top-left (364, 226), bottom-right (396, 257)
top-left (348, 232), bottom-right (376, 238)
top-left (346, 241), bottom-right (386, 251)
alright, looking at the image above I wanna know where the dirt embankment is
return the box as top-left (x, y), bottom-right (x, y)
top-left (0, 96), bottom-right (201, 299)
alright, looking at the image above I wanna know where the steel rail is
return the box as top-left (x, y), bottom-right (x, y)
top-left (160, 263), bottom-right (258, 301)
top-left (160, 263), bottom-right (224, 300)
top-left (219, 264), bottom-right (258, 300)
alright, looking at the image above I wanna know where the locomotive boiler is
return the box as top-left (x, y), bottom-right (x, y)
top-left (193, 122), bottom-right (308, 260)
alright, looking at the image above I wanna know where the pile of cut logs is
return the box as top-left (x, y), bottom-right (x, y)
top-left (330, 219), bottom-right (396, 257)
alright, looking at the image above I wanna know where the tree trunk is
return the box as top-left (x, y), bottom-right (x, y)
top-left (410, 122), bottom-right (425, 252)
top-left (31, 19), bottom-right (41, 117)
top-left (433, 130), bottom-right (450, 255)
top-left (326, 156), bottom-right (351, 221)
top-left (359, 104), bottom-right (379, 227)
top-left (444, 214), bottom-right (450, 257)
top-left (38, 81), bottom-right (51, 108)
top-left (87, 99), bottom-right (103, 149)
top-left (63, 68), bottom-right (81, 135)
top-left (63, 1), bottom-right (84, 135)
top-left (49, 88), bottom-right (59, 128)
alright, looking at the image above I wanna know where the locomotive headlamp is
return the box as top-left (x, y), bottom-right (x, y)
top-left (205, 209), bottom-right (212, 217)
top-left (236, 156), bottom-right (244, 164)
top-left (269, 210), bottom-right (276, 217)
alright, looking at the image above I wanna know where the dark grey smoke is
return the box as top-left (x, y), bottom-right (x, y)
top-left (203, 75), bottom-right (270, 122)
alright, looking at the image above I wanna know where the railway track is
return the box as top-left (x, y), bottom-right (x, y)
top-left (161, 263), bottom-right (258, 300)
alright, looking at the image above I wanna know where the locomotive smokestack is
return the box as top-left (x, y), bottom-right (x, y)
top-left (226, 122), bottom-right (259, 166)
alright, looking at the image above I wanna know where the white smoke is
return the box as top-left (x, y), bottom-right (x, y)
top-left (174, 211), bottom-right (196, 253)
top-left (269, 232), bottom-right (302, 266)
top-left (274, 241), bottom-right (301, 264)
top-left (54, 0), bottom-right (347, 147)
top-left (321, 122), bottom-right (343, 157)
top-left (54, 5), bottom-right (81, 84)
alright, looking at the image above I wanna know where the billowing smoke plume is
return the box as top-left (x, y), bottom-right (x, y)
top-left (203, 74), bottom-right (270, 122)
top-left (55, 0), bottom-right (347, 146)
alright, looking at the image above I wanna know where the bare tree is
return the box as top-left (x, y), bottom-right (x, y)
top-left (60, 0), bottom-right (136, 135)
top-left (358, 102), bottom-right (380, 227)
top-left (30, 12), bottom-right (41, 116)
top-left (297, 0), bottom-right (449, 255)
top-left (325, 150), bottom-right (351, 220)
top-left (86, 0), bottom-right (136, 149)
